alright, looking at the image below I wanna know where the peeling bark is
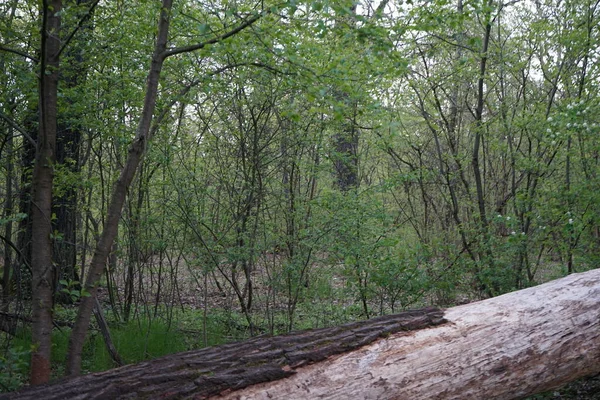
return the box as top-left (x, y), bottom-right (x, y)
top-left (7, 269), bottom-right (600, 399)
top-left (5, 308), bottom-right (444, 399)
top-left (222, 269), bottom-right (600, 400)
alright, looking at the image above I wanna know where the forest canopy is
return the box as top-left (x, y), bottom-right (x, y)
top-left (0, 0), bottom-right (599, 392)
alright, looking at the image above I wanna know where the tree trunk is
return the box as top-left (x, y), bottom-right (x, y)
top-left (29, 0), bottom-right (62, 385)
top-left (333, 5), bottom-right (358, 193)
top-left (53, 0), bottom-right (96, 302)
top-left (65, 1), bottom-right (264, 376)
top-left (65, 0), bottom-right (174, 376)
top-left (15, 109), bottom-right (37, 299)
top-left (333, 119), bottom-right (359, 192)
top-left (92, 297), bottom-right (123, 368)
top-left (9, 269), bottom-right (600, 399)
top-left (2, 108), bottom-right (15, 311)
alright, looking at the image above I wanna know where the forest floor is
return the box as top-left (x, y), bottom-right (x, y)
top-left (95, 257), bottom-right (600, 400)
top-left (532, 374), bottom-right (600, 399)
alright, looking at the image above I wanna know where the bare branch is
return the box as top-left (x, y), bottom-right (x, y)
top-left (0, 44), bottom-right (38, 63)
top-left (57, 0), bottom-right (101, 59)
top-left (0, 110), bottom-right (37, 147)
top-left (161, 12), bottom-right (264, 59)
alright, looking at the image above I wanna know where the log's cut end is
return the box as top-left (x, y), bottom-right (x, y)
top-left (219, 269), bottom-right (600, 400)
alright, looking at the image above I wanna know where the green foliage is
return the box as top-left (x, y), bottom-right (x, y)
top-left (0, 345), bottom-right (30, 392)
top-left (1, 0), bottom-right (599, 395)
top-left (85, 318), bottom-right (188, 372)
top-left (9, 327), bottom-right (71, 380)
top-left (58, 280), bottom-right (89, 303)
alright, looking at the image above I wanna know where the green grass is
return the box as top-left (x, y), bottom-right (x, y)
top-left (4, 310), bottom-right (228, 382)
top-left (85, 317), bottom-right (188, 372)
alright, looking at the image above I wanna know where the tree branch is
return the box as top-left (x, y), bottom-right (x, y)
top-left (161, 12), bottom-right (264, 59)
top-left (57, 0), bottom-right (101, 59)
top-left (150, 61), bottom-right (290, 135)
top-left (0, 44), bottom-right (38, 63)
top-left (0, 110), bottom-right (37, 147)
top-left (0, 233), bottom-right (32, 276)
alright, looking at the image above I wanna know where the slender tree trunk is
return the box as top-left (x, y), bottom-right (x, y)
top-left (53, 125), bottom-right (81, 299)
top-left (471, 3), bottom-right (495, 294)
top-left (333, 5), bottom-right (358, 193)
top-left (65, 0), bottom-right (174, 376)
top-left (472, 6), bottom-right (491, 236)
top-left (65, 0), bottom-right (264, 376)
top-left (0, 3), bottom-right (18, 312)
top-left (92, 297), bottom-right (123, 367)
top-left (16, 110), bottom-right (37, 299)
top-left (30, 0), bottom-right (62, 385)
top-left (2, 110), bottom-right (15, 311)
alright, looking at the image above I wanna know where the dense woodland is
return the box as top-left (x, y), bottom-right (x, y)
top-left (0, 0), bottom-right (599, 393)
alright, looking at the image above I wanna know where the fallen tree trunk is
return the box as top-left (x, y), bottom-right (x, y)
top-left (5, 269), bottom-right (600, 399)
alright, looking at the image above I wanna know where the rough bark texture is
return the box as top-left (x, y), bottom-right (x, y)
top-left (9, 269), bottom-right (600, 400)
top-left (5, 308), bottom-right (445, 399)
top-left (30, 0), bottom-right (61, 385)
top-left (221, 269), bottom-right (600, 400)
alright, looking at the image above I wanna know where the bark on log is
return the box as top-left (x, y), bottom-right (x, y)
top-left (5, 269), bottom-right (600, 400)
top-left (3, 308), bottom-right (445, 399)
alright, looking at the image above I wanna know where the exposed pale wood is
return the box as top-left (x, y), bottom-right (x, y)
top-left (5, 269), bottom-right (600, 399)
top-left (221, 269), bottom-right (600, 400)
top-left (3, 308), bottom-right (444, 399)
